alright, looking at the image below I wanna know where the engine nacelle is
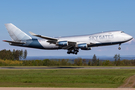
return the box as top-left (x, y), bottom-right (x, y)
top-left (81, 47), bottom-right (91, 50)
top-left (77, 43), bottom-right (87, 48)
top-left (77, 43), bottom-right (91, 50)
top-left (57, 41), bottom-right (68, 46)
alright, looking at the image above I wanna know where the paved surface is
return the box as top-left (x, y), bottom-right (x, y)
top-left (1, 66), bottom-right (135, 69)
top-left (0, 88), bottom-right (134, 90)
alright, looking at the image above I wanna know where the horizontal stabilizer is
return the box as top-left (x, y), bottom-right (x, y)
top-left (3, 40), bottom-right (25, 44)
top-left (29, 32), bottom-right (58, 41)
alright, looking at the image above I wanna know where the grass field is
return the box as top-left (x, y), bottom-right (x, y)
top-left (0, 69), bottom-right (135, 88)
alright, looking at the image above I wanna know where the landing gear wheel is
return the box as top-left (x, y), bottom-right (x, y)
top-left (74, 51), bottom-right (78, 55)
top-left (67, 49), bottom-right (79, 55)
top-left (118, 47), bottom-right (121, 50)
top-left (74, 49), bottom-right (79, 55)
top-left (67, 50), bottom-right (71, 54)
top-left (67, 52), bottom-right (70, 54)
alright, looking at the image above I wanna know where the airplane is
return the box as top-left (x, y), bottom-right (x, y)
top-left (3, 23), bottom-right (133, 55)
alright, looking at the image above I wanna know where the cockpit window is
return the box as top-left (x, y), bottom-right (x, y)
top-left (121, 31), bottom-right (124, 33)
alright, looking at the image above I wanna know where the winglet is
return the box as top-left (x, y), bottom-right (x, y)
top-left (29, 31), bottom-right (36, 36)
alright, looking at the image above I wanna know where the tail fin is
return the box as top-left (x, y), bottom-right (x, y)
top-left (5, 23), bottom-right (32, 41)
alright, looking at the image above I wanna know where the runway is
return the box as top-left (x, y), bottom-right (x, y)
top-left (1, 66), bottom-right (135, 69)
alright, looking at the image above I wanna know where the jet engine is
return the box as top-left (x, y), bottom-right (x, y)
top-left (77, 43), bottom-right (87, 48)
top-left (57, 41), bottom-right (68, 46)
top-left (77, 43), bottom-right (91, 50)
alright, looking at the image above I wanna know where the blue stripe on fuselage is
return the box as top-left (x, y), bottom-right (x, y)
top-left (26, 39), bottom-right (44, 49)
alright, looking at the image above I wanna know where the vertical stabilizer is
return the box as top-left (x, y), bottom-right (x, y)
top-left (5, 23), bottom-right (32, 41)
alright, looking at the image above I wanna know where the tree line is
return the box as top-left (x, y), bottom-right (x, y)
top-left (1, 54), bottom-right (135, 66)
top-left (0, 49), bottom-right (27, 60)
top-left (0, 49), bottom-right (135, 66)
top-left (1, 58), bottom-right (135, 66)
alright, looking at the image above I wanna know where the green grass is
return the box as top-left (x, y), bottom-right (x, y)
top-left (0, 69), bottom-right (135, 88)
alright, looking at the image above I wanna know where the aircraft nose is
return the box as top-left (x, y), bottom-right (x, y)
top-left (126, 34), bottom-right (133, 41)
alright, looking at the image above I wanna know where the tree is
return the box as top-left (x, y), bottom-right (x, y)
top-left (82, 59), bottom-right (87, 66)
top-left (12, 49), bottom-right (16, 60)
top-left (88, 60), bottom-right (91, 66)
top-left (92, 54), bottom-right (97, 66)
top-left (78, 58), bottom-right (82, 66)
top-left (114, 54), bottom-right (118, 66)
top-left (0, 49), bottom-right (28, 61)
top-left (15, 50), bottom-right (20, 60)
top-left (0, 49), bottom-right (14, 60)
top-left (60, 59), bottom-right (69, 66)
top-left (23, 50), bottom-right (27, 59)
top-left (97, 58), bottom-right (100, 66)
top-left (74, 58), bottom-right (82, 66)
top-left (117, 54), bottom-right (121, 66)
top-left (102, 60), bottom-right (111, 66)
top-left (19, 50), bottom-right (23, 59)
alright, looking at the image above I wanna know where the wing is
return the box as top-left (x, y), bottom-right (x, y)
top-left (29, 32), bottom-right (96, 50)
top-left (29, 32), bottom-right (58, 41)
top-left (29, 32), bottom-right (77, 49)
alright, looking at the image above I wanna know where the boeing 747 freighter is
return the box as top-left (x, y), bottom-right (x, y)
top-left (3, 23), bottom-right (133, 55)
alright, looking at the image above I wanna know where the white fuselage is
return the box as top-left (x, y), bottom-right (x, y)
top-left (38, 31), bottom-right (132, 49)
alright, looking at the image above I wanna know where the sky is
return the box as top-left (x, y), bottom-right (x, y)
top-left (0, 0), bottom-right (135, 57)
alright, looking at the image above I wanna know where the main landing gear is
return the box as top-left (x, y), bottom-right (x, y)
top-left (118, 44), bottom-right (121, 50)
top-left (67, 49), bottom-right (79, 55)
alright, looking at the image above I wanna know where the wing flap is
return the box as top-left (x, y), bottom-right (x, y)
top-left (62, 45), bottom-right (74, 49)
